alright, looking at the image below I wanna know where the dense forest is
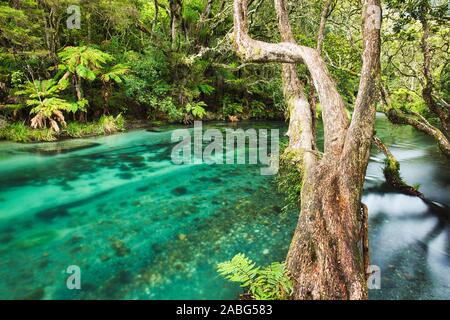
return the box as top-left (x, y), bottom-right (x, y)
top-left (0, 0), bottom-right (449, 301)
top-left (0, 0), bottom-right (448, 150)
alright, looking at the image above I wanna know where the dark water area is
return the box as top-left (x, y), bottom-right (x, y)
top-left (0, 115), bottom-right (448, 299)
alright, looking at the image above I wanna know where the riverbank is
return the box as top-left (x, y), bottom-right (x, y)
top-left (0, 115), bottom-right (137, 143)
top-left (0, 114), bottom-right (286, 144)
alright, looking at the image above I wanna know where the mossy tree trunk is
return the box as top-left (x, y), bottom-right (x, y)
top-left (372, 136), bottom-right (424, 198)
top-left (232, 0), bottom-right (381, 299)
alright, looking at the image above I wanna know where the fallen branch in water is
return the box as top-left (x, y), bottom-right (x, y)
top-left (372, 136), bottom-right (424, 199)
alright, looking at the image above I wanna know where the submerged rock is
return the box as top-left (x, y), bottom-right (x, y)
top-left (0, 233), bottom-right (13, 244)
top-left (21, 288), bottom-right (45, 300)
top-left (35, 207), bottom-right (69, 221)
top-left (146, 127), bottom-right (163, 133)
top-left (25, 142), bottom-right (101, 156)
top-left (172, 187), bottom-right (188, 196)
top-left (116, 172), bottom-right (134, 180)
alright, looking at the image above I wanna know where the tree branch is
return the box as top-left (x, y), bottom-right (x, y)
top-left (273, 0), bottom-right (317, 173)
top-left (317, 0), bottom-right (334, 53)
top-left (232, 0), bottom-right (349, 155)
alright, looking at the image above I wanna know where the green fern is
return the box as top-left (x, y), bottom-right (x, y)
top-left (15, 80), bottom-right (70, 132)
top-left (197, 83), bottom-right (215, 95)
top-left (217, 253), bottom-right (292, 300)
top-left (101, 64), bottom-right (130, 84)
top-left (58, 46), bottom-right (114, 78)
top-left (185, 101), bottom-right (207, 119)
top-left (217, 253), bottom-right (259, 288)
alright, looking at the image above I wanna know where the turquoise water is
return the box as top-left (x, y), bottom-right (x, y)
top-left (0, 117), bottom-right (448, 299)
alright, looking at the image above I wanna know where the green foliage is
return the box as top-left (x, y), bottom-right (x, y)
top-left (123, 49), bottom-right (178, 119)
top-left (223, 100), bottom-right (244, 118)
top-left (0, 123), bottom-right (55, 142)
top-left (217, 253), bottom-right (293, 300)
top-left (0, 2), bottom-right (42, 49)
top-left (6, 0), bottom-right (444, 143)
top-left (58, 46), bottom-right (114, 81)
top-left (98, 114), bottom-right (125, 134)
top-left (65, 122), bottom-right (100, 138)
top-left (15, 79), bottom-right (63, 100)
top-left (0, 114), bottom-right (125, 142)
top-left (197, 84), bottom-right (215, 95)
top-left (0, 0), bottom-right (289, 134)
top-left (390, 88), bottom-right (428, 115)
top-left (185, 101), bottom-right (207, 119)
top-left (0, 122), bottom-right (32, 142)
top-left (101, 64), bottom-right (130, 84)
top-left (249, 101), bottom-right (266, 119)
top-left (277, 143), bottom-right (303, 213)
top-left (65, 114), bottom-right (125, 138)
top-left (14, 79), bottom-right (71, 131)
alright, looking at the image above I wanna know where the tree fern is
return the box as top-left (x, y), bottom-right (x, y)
top-left (101, 64), bottom-right (130, 84)
top-left (15, 80), bottom-right (70, 132)
top-left (58, 46), bottom-right (114, 76)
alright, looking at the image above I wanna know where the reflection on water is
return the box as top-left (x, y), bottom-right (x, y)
top-left (365, 114), bottom-right (450, 299)
top-left (0, 115), bottom-right (448, 299)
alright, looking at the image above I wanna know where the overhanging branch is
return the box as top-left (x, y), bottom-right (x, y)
top-left (232, 0), bottom-right (349, 155)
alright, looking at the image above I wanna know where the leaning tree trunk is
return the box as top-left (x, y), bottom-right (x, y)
top-left (232, 0), bottom-right (381, 299)
top-left (273, 0), bottom-right (316, 172)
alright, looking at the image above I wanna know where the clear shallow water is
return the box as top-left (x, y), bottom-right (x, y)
top-left (0, 116), bottom-right (448, 300)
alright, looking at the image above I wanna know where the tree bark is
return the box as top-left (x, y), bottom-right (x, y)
top-left (232, 0), bottom-right (381, 299)
top-left (316, 0), bottom-right (333, 54)
top-left (386, 108), bottom-right (450, 158)
top-left (420, 17), bottom-right (450, 139)
top-left (309, 0), bottom-right (334, 141)
top-left (169, 0), bottom-right (182, 48)
top-left (273, 0), bottom-right (316, 173)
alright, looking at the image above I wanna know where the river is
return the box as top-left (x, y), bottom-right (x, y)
top-left (0, 114), bottom-right (448, 299)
